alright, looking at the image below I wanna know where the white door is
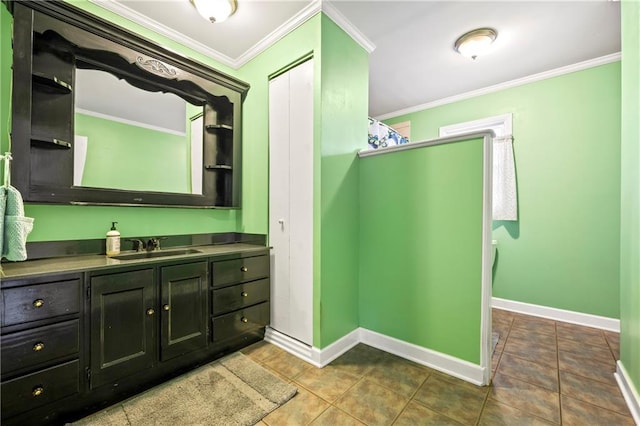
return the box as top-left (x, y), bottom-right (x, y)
top-left (268, 59), bottom-right (314, 345)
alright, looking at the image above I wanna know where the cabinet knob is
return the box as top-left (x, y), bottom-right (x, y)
top-left (146, 308), bottom-right (155, 316)
top-left (32, 386), bottom-right (44, 397)
top-left (163, 304), bottom-right (170, 311)
top-left (241, 292), bottom-right (248, 297)
top-left (33, 342), bottom-right (45, 352)
top-left (33, 299), bottom-right (45, 308)
top-left (241, 266), bottom-right (248, 272)
top-left (241, 317), bottom-right (248, 323)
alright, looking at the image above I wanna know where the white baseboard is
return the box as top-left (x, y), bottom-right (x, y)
top-left (359, 328), bottom-right (487, 386)
top-left (264, 326), bottom-right (360, 368)
top-left (264, 327), bottom-right (319, 367)
top-left (265, 326), bottom-right (487, 385)
top-left (492, 297), bottom-right (620, 332)
top-left (615, 361), bottom-right (640, 424)
top-left (310, 328), bottom-right (361, 367)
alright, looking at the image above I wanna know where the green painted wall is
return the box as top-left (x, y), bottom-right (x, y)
top-left (1, 4), bottom-right (11, 176)
top-left (359, 138), bottom-right (485, 363)
top-left (235, 16), bottom-right (321, 236)
top-left (385, 63), bottom-right (621, 319)
top-left (236, 15), bottom-right (367, 349)
top-left (318, 16), bottom-right (368, 348)
top-left (620, 0), bottom-right (640, 403)
top-left (1, 1), bottom-right (241, 242)
top-left (75, 113), bottom-right (190, 193)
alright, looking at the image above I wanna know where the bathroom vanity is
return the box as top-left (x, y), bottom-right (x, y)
top-left (0, 237), bottom-right (270, 425)
top-left (1, 3), bottom-right (266, 422)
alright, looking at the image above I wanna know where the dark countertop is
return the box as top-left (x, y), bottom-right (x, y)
top-left (1, 243), bottom-right (270, 280)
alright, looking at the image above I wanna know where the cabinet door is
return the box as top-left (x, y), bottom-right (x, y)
top-left (160, 262), bottom-right (208, 362)
top-left (90, 269), bottom-right (155, 389)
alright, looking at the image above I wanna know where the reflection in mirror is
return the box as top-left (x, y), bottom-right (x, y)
top-left (73, 69), bottom-right (203, 195)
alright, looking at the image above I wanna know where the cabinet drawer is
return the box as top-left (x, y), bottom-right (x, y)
top-left (1, 359), bottom-right (79, 420)
top-left (2, 279), bottom-right (80, 327)
top-left (212, 255), bottom-right (269, 288)
top-left (212, 279), bottom-right (269, 316)
top-left (212, 302), bottom-right (270, 344)
top-left (1, 320), bottom-right (79, 376)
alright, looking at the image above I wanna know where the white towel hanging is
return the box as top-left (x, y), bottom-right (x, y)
top-left (492, 136), bottom-right (518, 221)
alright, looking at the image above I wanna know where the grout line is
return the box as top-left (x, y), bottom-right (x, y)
top-left (330, 375), bottom-right (368, 424)
top-left (330, 406), bottom-right (366, 425)
top-left (306, 403), bottom-right (331, 425)
top-left (389, 371), bottom-right (431, 424)
top-left (476, 387), bottom-right (492, 425)
top-left (555, 320), bottom-right (563, 425)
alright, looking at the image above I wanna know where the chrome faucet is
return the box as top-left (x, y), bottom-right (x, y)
top-left (126, 239), bottom-right (146, 252)
top-left (146, 237), bottom-right (167, 251)
top-left (147, 238), bottom-right (160, 251)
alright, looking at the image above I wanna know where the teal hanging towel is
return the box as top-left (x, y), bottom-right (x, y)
top-left (1, 153), bottom-right (34, 262)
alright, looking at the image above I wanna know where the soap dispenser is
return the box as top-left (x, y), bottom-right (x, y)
top-left (106, 222), bottom-right (121, 257)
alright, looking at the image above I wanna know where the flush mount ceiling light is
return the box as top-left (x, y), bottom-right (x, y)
top-left (454, 28), bottom-right (497, 60)
top-left (190, 0), bottom-right (237, 23)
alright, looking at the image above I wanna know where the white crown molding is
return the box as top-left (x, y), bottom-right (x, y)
top-left (615, 362), bottom-right (640, 424)
top-left (88, 0), bottom-right (374, 70)
top-left (87, 0), bottom-right (237, 68)
top-left (88, 0), bottom-right (325, 70)
top-left (321, 1), bottom-right (376, 54)
top-left (234, 0), bottom-right (323, 68)
top-left (492, 297), bottom-right (620, 332)
top-left (376, 52), bottom-right (622, 120)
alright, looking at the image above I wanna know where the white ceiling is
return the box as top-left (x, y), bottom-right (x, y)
top-left (95, 0), bottom-right (621, 118)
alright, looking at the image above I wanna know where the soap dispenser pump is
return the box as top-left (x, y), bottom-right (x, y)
top-left (106, 222), bottom-right (121, 257)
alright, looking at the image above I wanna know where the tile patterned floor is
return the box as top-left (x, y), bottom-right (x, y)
top-left (242, 309), bottom-right (635, 425)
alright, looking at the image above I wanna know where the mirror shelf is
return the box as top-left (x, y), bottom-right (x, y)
top-left (9, 0), bottom-right (249, 208)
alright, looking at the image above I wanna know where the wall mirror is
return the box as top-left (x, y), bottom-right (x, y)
top-left (74, 68), bottom-right (204, 195)
top-left (9, 0), bottom-right (249, 208)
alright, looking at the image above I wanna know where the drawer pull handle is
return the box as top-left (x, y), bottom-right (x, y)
top-left (32, 386), bottom-right (44, 397)
top-left (33, 299), bottom-right (45, 308)
top-left (33, 342), bottom-right (45, 352)
top-left (241, 266), bottom-right (248, 272)
top-left (163, 304), bottom-right (170, 311)
top-left (241, 317), bottom-right (248, 323)
top-left (147, 308), bottom-right (155, 316)
top-left (241, 292), bottom-right (248, 297)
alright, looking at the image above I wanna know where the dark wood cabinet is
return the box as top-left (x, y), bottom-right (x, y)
top-left (0, 273), bottom-right (83, 425)
top-left (1, 278), bottom-right (80, 327)
top-left (212, 278), bottom-right (269, 316)
top-left (89, 268), bottom-right (156, 389)
top-left (0, 247), bottom-right (269, 425)
top-left (211, 255), bottom-right (270, 348)
top-left (160, 262), bottom-right (208, 361)
top-left (1, 360), bottom-right (80, 420)
top-left (1, 320), bottom-right (79, 376)
top-left (212, 255), bottom-right (270, 288)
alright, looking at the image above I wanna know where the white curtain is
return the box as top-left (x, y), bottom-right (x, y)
top-left (493, 135), bottom-right (517, 221)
